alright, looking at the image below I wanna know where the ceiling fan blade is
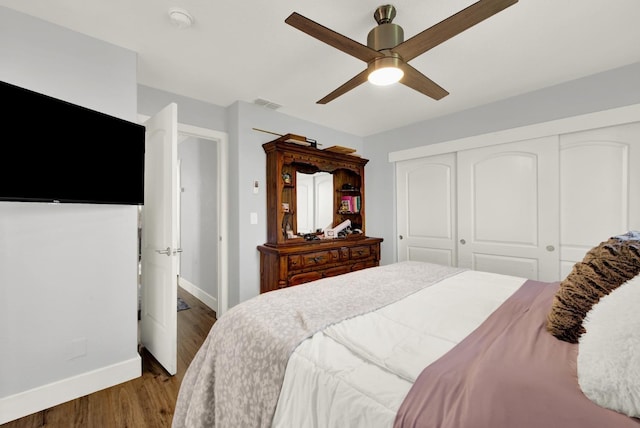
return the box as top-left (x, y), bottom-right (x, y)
top-left (399, 63), bottom-right (449, 100)
top-left (317, 69), bottom-right (369, 104)
top-left (394, 0), bottom-right (518, 62)
top-left (286, 12), bottom-right (383, 63)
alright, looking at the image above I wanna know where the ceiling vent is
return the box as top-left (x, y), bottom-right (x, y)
top-left (254, 98), bottom-right (282, 110)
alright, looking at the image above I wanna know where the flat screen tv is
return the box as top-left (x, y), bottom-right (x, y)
top-left (0, 80), bottom-right (145, 205)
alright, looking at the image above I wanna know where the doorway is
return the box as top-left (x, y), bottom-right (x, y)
top-left (175, 123), bottom-right (228, 316)
top-left (137, 115), bottom-right (228, 319)
top-left (138, 109), bottom-right (228, 374)
top-left (176, 130), bottom-right (227, 314)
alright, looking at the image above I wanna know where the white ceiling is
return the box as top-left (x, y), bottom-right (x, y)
top-left (2, 0), bottom-right (639, 137)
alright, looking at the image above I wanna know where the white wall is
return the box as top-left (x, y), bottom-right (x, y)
top-left (363, 61), bottom-right (640, 266)
top-left (0, 6), bottom-right (140, 423)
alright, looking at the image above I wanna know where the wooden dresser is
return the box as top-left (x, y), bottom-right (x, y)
top-left (258, 237), bottom-right (382, 293)
top-left (258, 136), bottom-right (383, 293)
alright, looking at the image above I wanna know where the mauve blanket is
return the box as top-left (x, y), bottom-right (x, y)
top-left (394, 279), bottom-right (640, 428)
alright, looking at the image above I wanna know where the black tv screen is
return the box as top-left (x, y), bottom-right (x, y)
top-left (0, 80), bottom-right (145, 205)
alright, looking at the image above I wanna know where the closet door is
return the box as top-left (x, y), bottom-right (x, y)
top-left (559, 122), bottom-right (640, 278)
top-left (396, 153), bottom-right (457, 266)
top-left (457, 137), bottom-right (560, 281)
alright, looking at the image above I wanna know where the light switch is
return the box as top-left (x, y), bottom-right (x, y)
top-left (253, 180), bottom-right (259, 194)
top-left (250, 212), bottom-right (258, 224)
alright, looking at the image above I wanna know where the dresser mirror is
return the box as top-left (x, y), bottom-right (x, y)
top-left (296, 171), bottom-right (333, 234)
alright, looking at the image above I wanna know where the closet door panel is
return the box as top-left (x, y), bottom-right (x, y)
top-left (559, 122), bottom-right (640, 277)
top-left (473, 253), bottom-right (538, 279)
top-left (408, 247), bottom-right (453, 266)
top-left (472, 152), bottom-right (538, 244)
top-left (458, 137), bottom-right (560, 281)
top-left (396, 154), bottom-right (456, 265)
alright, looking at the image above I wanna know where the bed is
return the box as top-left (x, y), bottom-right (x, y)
top-left (172, 233), bottom-right (640, 428)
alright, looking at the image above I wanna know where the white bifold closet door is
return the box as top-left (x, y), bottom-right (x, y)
top-left (558, 122), bottom-right (640, 278)
top-left (395, 120), bottom-right (640, 282)
top-left (396, 153), bottom-right (457, 266)
top-left (456, 137), bottom-right (559, 281)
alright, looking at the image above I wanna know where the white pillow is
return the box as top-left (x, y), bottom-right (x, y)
top-left (577, 273), bottom-right (640, 417)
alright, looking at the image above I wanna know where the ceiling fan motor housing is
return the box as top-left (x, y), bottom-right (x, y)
top-left (367, 23), bottom-right (404, 52)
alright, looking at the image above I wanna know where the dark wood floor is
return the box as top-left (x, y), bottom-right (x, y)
top-left (2, 287), bottom-right (216, 428)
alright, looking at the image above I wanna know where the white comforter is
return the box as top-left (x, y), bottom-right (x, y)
top-left (272, 270), bottom-right (526, 428)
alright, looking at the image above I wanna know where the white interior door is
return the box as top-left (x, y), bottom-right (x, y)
top-left (396, 153), bottom-right (457, 266)
top-left (457, 137), bottom-right (560, 281)
top-left (140, 103), bottom-right (178, 375)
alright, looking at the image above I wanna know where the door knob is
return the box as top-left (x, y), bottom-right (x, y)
top-left (399, 235), bottom-right (403, 240)
top-left (460, 239), bottom-right (466, 245)
top-left (546, 245), bottom-right (555, 252)
top-left (155, 247), bottom-right (171, 256)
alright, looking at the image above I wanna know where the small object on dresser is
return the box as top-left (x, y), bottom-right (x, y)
top-left (324, 145), bottom-right (357, 155)
top-left (282, 133), bottom-right (318, 148)
top-left (282, 202), bottom-right (289, 213)
top-left (282, 172), bottom-right (291, 184)
top-left (285, 222), bottom-right (295, 239)
top-left (341, 183), bottom-right (357, 191)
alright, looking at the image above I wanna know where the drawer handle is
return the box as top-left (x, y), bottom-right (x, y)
top-left (313, 256), bottom-right (323, 263)
top-left (290, 260), bottom-right (298, 266)
top-left (357, 250), bottom-right (364, 255)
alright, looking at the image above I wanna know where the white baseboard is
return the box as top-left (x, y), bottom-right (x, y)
top-left (0, 355), bottom-right (141, 425)
top-left (178, 277), bottom-right (217, 312)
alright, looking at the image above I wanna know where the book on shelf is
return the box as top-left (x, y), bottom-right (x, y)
top-left (340, 195), bottom-right (360, 213)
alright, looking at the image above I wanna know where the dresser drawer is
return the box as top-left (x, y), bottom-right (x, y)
top-left (288, 255), bottom-right (302, 270)
top-left (350, 245), bottom-right (371, 260)
top-left (289, 271), bottom-right (322, 286)
top-left (258, 237), bottom-right (383, 293)
top-left (301, 250), bottom-right (339, 268)
top-left (351, 260), bottom-right (377, 272)
top-left (323, 265), bottom-right (351, 278)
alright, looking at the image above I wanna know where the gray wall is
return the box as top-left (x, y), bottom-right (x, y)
top-left (227, 101), bottom-right (364, 305)
top-left (137, 89), bottom-right (364, 307)
top-left (363, 62), bottom-right (640, 266)
top-left (139, 61), bottom-right (640, 307)
top-left (0, 5), bottom-right (139, 418)
top-left (138, 84), bottom-right (227, 131)
top-left (179, 137), bottom-right (218, 300)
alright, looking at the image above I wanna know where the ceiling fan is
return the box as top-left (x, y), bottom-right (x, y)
top-left (285, 0), bottom-right (518, 104)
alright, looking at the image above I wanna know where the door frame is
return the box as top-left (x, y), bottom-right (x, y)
top-left (138, 115), bottom-right (229, 316)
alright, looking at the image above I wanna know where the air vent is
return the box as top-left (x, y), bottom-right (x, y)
top-left (254, 98), bottom-right (282, 110)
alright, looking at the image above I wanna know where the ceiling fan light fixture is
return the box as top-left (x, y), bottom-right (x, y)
top-left (367, 56), bottom-right (403, 86)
